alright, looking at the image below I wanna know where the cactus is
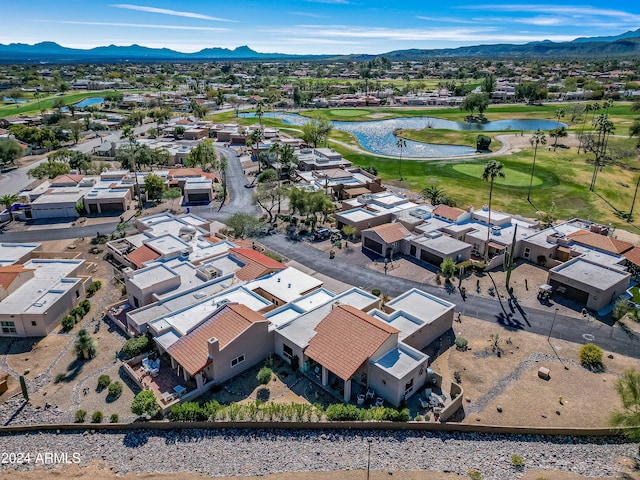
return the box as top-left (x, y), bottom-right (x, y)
top-left (19, 375), bottom-right (29, 402)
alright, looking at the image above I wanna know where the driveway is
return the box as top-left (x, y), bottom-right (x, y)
top-left (260, 233), bottom-right (640, 359)
top-left (189, 145), bottom-right (260, 222)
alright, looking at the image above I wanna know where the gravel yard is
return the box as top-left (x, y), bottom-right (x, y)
top-left (0, 428), bottom-right (636, 480)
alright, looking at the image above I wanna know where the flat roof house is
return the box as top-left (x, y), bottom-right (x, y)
top-left (0, 259), bottom-right (89, 337)
top-left (548, 257), bottom-right (631, 312)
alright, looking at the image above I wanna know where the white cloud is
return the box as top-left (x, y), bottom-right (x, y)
top-left (110, 4), bottom-right (237, 22)
top-left (33, 20), bottom-right (228, 32)
top-left (263, 25), bottom-right (575, 43)
top-left (460, 4), bottom-right (640, 22)
top-left (289, 11), bottom-right (329, 18)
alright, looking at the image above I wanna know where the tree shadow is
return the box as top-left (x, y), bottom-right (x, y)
top-left (495, 312), bottom-right (524, 331)
top-left (256, 387), bottom-right (270, 402)
top-left (64, 358), bottom-right (85, 381)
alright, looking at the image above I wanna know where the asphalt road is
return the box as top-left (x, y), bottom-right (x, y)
top-left (260, 233), bottom-right (640, 360)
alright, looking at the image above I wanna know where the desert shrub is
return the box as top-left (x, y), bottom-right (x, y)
top-left (579, 343), bottom-right (603, 367)
top-left (131, 390), bottom-right (160, 418)
top-left (467, 469), bottom-right (483, 480)
top-left (510, 454), bottom-right (525, 467)
top-left (91, 411), bottom-right (103, 423)
top-left (86, 280), bottom-right (102, 297)
top-left (107, 381), bottom-right (123, 399)
top-left (75, 409), bottom-right (87, 423)
top-left (368, 407), bottom-right (410, 422)
top-left (121, 333), bottom-right (153, 359)
top-left (612, 296), bottom-right (632, 321)
top-left (168, 402), bottom-right (209, 422)
top-left (325, 403), bottom-right (363, 421)
top-left (54, 373), bottom-right (66, 383)
top-left (79, 299), bottom-right (91, 315)
top-left (61, 315), bottom-right (76, 331)
top-left (371, 289), bottom-right (381, 297)
top-left (455, 337), bottom-right (469, 351)
top-left (97, 374), bottom-right (111, 390)
top-left (257, 367), bottom-right (272, 385)
top-left (414, 414), bottom-right (424, 422)
top-left (69, 307), bottom-right (84, 320)
top-left (110, 413), bottom-right (119, 423)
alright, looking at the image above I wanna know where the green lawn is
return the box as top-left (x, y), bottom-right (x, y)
top-left (0, 90), bottom-right (142, 118)
top-left (210, 103), bottom-right (640, 227)
top-left (450, 163), bottom-right (543, 187)
top-left (328, 108), bottom-right (373, 117)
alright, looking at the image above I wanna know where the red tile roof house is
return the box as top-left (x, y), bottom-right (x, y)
top-left (361, 223), bottom-right (411, 258)
top-left (157, 303), bottom-right (272, 407)
top-left (303, 304), bottom-right (428, 406)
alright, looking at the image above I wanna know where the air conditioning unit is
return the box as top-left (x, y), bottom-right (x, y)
top-left (204, 267), bottom-right (218, 279)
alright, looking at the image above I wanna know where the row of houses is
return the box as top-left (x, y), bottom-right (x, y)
top-left (102, 213), bottom-right (457, 412)
top-left (348, 199), bottom-right (635, 313)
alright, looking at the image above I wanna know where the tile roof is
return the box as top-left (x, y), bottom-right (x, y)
top-left (167, 303), bottom-right (267, 376)
top-left (0, 265), bottom-right (33, 291)
top-left (51, 174), bottom-right (84, 185)
top-left (567, 230), bottom-right (633, 254)
top-left (433, 204), bottom-right (466, 222)
top-left (127, 244), bottom-right (161, 269)
top-left (304, 304), bottom-right (399, 381)
top-left (362, 223), bottom-right (410, 244)
top-left (168, 168), bottom-right (217, 181)
top-left (623, 246), bottom-right (640, 267)
top-left (230, 248), bottom-right (287, 282)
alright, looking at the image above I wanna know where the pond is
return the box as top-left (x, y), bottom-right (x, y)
top-left (240, 112), bottom-right (565, 158)
top-left (75, 97), bottom-right (104, 107)
top-left (3, 97), bottom-right (28, 103)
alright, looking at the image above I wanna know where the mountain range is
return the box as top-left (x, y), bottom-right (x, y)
top-left (1, 28), bottom-right (640, 63)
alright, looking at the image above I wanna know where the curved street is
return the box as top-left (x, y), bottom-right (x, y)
top-left (258, 233), bottom-right (640, 360)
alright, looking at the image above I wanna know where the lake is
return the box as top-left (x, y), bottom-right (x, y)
top-left (240, 112), bottom-right (564, 158)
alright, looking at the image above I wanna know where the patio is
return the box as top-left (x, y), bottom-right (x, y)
top-left (123, 354), bottom-right (195, 410)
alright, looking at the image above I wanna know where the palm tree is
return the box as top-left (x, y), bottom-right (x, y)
top-left (552, 108), bottom-right (565, 151)
top-left (421, 185), bottom-right (444, 205)
top-left (589, 114), bottom-right (615, 192)
top-left (255, 100), bottom-right (264, 129)
top-left (609, 368), bottom-right (640, 457)
top-left (396, 137), bottom-right (407, 180)
top-left (250, 129), bottom-right (265, 173)
top-left (578, 103), bottom-right (592, 154)
top-left (269, 142), bottom-right (283, 178)
top-left (528, 129), bottom-right (546, 206)
top-left (121, 125), bottom-right (142, 210)
top-left (1, 194), bottom-right (19, 222)
top-left (482, 160), bottom-right (505, 262)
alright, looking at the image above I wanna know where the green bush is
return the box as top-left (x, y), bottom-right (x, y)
top-left (79, 299), bottom-right (91, 315)
top-left (91, 411), bottom-right (103, 423)
top-left (61, 315), bottom-right (76, 331)
top-left (107, 381), bottom-right (123, 399)
top-left (168, 402), bottom-right (209, 422)
top-left (131, 390), bottom-right (160, 417)
top-left (579, 343), bottom-right (603, 367)
top-left (510, 454), bottom-right (525, 468)
top-left (110, 413), bottom-right (119, 423)
top-left (455, 337), bottom-right (469, 351)
top-left (97, 374), bottom-right (111, 390)
top-left (121, 334), bottom-right (154, 359)
top-left (371, 289), bottom-right (381, 297)
top-left (75, 409), bottom-right (87, 423)
top-left (86, 280), bottom-right (102, 297)
top-left (257, 367), bottom-right (272, 385)
top-left (467, 469), bottom-right (483, 480)
top-left (70, 307), bottom-right (84, 320)
top-left (54, 373), bottom-right (66, 383)
top-left (325, 403), bottom-right (363, 421)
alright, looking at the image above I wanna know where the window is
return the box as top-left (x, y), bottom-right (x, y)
top-left (524, 247), bottom-right (531, 259)
top-left (75, 290), bottom-right (80, 299)
top-left (230, 354), bottom-right (245, 367)
top-left (283, 344), bottom-right (293, 359)
top-left (1, 321), bottom-right (17, 334)
top-left (133, 297), bottom-right (139, 308)
top-left (31, 321), bottom-right (37, 327)
top-left (404, 378), bottom-right (414, 394)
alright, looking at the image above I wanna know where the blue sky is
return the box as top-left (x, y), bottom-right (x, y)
top-left (2, 1), bottom-right (640, 55)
